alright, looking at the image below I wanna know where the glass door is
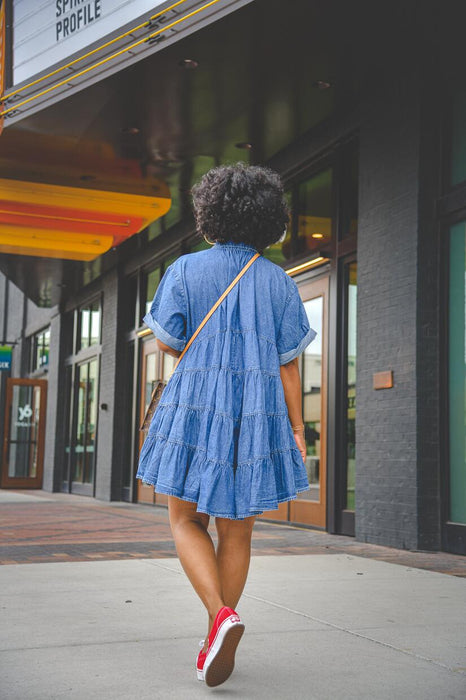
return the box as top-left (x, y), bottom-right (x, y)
top-left (69, 358), bottom-right (99, 495)
top-left (260, 276), bottom-right (328, 527)
top-left (289, 277), bottom-right (328, 527)
top-left (137, 338), bottom-right (159, 504)
top-left (1, 379), bottom-right (47, 488)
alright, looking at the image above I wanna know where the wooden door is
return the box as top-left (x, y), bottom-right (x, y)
top-left (1, 378), bottom-right (47, 488)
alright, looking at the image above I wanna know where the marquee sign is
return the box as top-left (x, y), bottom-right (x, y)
top-left (13, 0), bottom-right (166, 84)
top-left (2, 0), bottom-right (253, 124)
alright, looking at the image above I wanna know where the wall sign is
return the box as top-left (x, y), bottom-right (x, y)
top-left (0, 0), bottom-right (5, 135)
top-left (13, 0), bottom-right (166, 84)
top-left (0, 345), bottom-right (12, 371)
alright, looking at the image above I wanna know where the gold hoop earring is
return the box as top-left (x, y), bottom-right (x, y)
top-left (203, 234), bottom-right (215, 246)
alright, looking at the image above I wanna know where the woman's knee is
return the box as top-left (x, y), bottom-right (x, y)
top-left (168, 496), bottom-right (210, 532)
top-left (215, 515), bottom-right (256, 542)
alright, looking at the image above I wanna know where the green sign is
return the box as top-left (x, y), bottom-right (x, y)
top-left (0, 345), bottom-right (12, 371)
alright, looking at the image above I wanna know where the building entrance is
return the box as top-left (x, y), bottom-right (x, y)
top-left (261, 275), bottom-right (328, 528)
top-left (1, 378), bottom-right (47, 488)
top-left (137, 336), bottom-right (175, 505)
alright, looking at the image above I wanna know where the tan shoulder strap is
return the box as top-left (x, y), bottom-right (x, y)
top-left (173, 252), bottom-right (260, 371)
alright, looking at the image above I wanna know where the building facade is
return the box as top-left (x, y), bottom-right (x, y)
top-left (0, 0), bottom-right (465, 554)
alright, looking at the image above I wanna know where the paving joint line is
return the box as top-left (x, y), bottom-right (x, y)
top-left (243, 593), bottom-right (466, 676)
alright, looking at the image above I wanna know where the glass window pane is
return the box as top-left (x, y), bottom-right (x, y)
top-left (73, 364), bottom-right (88, 482)
top-left (80, 309), bottom-right (90, 350)
top-left (145, 268), bottom-right (161, 317)
top-left (345, 262), bottom-right (357, 510)
top-left (263, 190), bottom-right (293, 264)
top-left (85, 359), bottom-right (98, 484)
top-left (145, 352), bottom-right (157, 414)
top-left (7, 384), bottom-right (41, 479)
top-left (448, 222), bottom-right (466, 523)
top-left (299, 295), bottom-right (323, 501)
top-left (90, 302), bottom-right (101, 346)
top-left (296, 169), bottom-right (333, 257)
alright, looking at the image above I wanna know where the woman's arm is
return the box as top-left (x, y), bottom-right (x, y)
top-left (280, 356), bottom-right (306, 462)
top-left (156, 339), bottom-right (182, 358)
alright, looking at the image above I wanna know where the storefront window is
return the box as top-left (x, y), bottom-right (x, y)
top-left (299, 295), bottom-right (323, 501)
top-left (296, 168), bottom-right (333, 256)
top-left (263, 190), bottom-right (293, 264)
top-left (78, 301), bottom-right (101, 350)
top-left (344, 261), bottom-right (357, 510)
top-left (30, 327), bottom-right (50, 372)
top-left (448, 222), bottom-right (466, 524)
top-left (73, 359), bottom-right (98, 484)
top-left (145, 267), bottom-right (161, 317)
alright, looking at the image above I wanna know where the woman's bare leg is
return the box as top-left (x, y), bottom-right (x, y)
top-left (168, 496), bottom-right (225, 651)
top-left (215, 516), bottom-right (256, 610)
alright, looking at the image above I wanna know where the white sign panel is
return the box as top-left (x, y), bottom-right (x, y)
top-left (13, 0), bottom-right (166, 84)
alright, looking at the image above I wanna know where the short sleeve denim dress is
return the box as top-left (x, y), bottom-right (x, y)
top-left (136, 241), bottom-right (317, 519)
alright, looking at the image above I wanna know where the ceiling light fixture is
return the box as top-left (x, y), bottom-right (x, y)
top-left (312, 80), bottom-right (333, 90)
top-left (285, 251), bottom-right (331, 276)
top-left (178, 59), bottom-right (199, 69)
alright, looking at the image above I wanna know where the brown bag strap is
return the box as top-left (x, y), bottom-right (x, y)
top-left (173, 252), bottom-right (260, 371)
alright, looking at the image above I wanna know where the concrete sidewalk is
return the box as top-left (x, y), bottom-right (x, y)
top-left (1, 552), bottom-right (465, 699)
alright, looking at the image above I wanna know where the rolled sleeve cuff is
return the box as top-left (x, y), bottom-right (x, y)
top-left (278, 327), bottom-right (317, 365)
top-left (143, 313), bottom-right (186, 352)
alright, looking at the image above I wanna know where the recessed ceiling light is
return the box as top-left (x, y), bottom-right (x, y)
top-left (312, 80), bottom-right (333, 90)
top-left (178, 59), bottom-right (199, 69)
top-left (311, 232), bottom-right (324, 239)
top-left (121, 126), bottom-right (140, 135)
top-left (235, 142), bottom-right (253, 150)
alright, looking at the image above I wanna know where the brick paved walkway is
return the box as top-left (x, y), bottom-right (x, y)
top-left (1, 489), bottom-right (465, 576)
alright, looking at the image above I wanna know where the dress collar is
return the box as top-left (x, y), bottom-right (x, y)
top-left (214, 241), bottom-right (258, 252)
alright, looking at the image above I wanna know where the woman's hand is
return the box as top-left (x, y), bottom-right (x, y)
top-left (280, 358), bottom-right (307, 463)
top-left (293, 428), bottom-right (307, 462)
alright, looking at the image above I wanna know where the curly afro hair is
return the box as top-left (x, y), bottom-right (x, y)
top-left (191, 163), bottom-right (289, 252)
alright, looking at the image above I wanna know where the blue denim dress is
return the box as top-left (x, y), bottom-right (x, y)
top-left (136, 241), bottom-right (317, 519)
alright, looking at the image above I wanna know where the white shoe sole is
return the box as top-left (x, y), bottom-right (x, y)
top-left (203, 615), bottom-right (245, 688)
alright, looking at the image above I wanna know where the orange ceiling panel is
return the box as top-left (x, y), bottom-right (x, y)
top-left (0, 178), bottom-right (171, 260)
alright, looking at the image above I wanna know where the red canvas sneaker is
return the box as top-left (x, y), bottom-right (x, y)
top-left (196, 640), bottom-right (207, 681)
top-left (203, 606), bottom-right (245, 688)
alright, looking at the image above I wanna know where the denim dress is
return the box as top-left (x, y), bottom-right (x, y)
top-left (136, 241), bottom-right (317, 519)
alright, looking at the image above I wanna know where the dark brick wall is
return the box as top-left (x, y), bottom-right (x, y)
top-left (94, 268), bottom-right (126, 501)
top-left (355, 73), bottom-right (421, 549)
top-left (42, 310), bottom-right (67, 492)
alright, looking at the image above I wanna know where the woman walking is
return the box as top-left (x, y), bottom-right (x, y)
top-left (136, 163), bottom-right (317, 687)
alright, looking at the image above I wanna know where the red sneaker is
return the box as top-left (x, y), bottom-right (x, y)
top-left (196, 640), bottom-right (207, 681)
top-left (203, 607), bottom-right (245, 687)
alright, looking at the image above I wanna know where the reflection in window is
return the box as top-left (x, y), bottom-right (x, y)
top-left (73, 359), bottom-right (98, 484)
top-left (344, 262), bottom-right (357, 510)
top-left (299, 295), bottom-right (323, 501)
top-left (7, 384), bottom-right (41, 479)
top-left (263, 190), bottom-right (293, 264)
top-left (296, 169), bottom-right (333, 256)
top-left (79, 301), bottom-right (101, 350)
top-left (448, 222), bottom-right (466, 524)
top-left (31, 327), bottom-right (50, 372)
top-left (145, 267), bottom-right (161, 317)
